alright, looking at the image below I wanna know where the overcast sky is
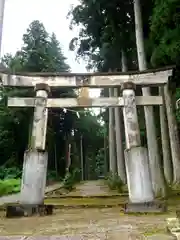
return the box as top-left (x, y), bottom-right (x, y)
top-left (1, 0), bottom-right (101, 99)
top-left (1, 0), bottom-right (87, 73)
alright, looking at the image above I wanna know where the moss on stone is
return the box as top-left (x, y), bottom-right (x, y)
top-left (142, 228), bottom-right (166, 236)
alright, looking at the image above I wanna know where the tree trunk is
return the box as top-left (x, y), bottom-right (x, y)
top-left (164, 85), bottom-right (180, 183)
top-left (54, 142), bottom-right (58, 179)
top-left (109, 88), bottom-right (117, 174)
top-left (159, 87), bottom-right (173, 184)
top-left (114, 88), bottom-right (126, 183)
top-left (133, 0), bottom-right (166, 196)
top-left (80, 135), bottom-right (84, 181)
top-left (121, 49), bottom-right (128, 72)
top-left (113, 49), bottom-right (128, 183)
top-left (65, 133), bottom-right (69, 171)
top-left (104, 129), bottom-right (108, 175)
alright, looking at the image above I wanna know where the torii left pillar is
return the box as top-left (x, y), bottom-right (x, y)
top-left (6, 83), bottom-right (53, 218)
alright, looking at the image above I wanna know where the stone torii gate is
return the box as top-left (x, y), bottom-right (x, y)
top-left (0, 67), bottom-right (173, 216)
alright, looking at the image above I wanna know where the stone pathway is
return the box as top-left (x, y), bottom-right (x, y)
top-left (64, 180), bottom-right (120, 197)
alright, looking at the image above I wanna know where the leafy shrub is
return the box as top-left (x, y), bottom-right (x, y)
top-left (63, 168), bottom-right (81, 191)
top-left (0, 167), bottom-right (22, 180)
top-left (0, 178), bottom-right (21, 196)
top-left (105, 172), bottom-right (124, 192)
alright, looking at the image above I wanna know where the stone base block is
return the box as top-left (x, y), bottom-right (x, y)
top-left (166, 217), bottom-right (180, 237)
top-left (176, 210), bottom-right (180, 219)
top-left (6, 204), bottom-right (53, 218)
top-left (124, 201), bottom-right (167, 214)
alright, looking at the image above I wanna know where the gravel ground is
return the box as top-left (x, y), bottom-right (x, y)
top-left (0, 208), bottom-right (175, 239)
top-left (0, 181), bottom-right (177, 239)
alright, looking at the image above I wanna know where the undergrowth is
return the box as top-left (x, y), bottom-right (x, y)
top-left (105, 172), bottom-right (124, 192)
top-left (0, 167), bottom-right (22, 196)
top-left (0, 178), bottom-right (21, 196)
top-left (0, 166), bottom-right (22, 180)
top-left (0, 167), bottom-right (64, 197)
top-left (63, 168), bottom-right (81, 191)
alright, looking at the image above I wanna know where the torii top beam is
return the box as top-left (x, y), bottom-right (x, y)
top-left (0, 66), bottom-right (174, 88)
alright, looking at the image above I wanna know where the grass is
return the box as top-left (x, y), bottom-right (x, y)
top-left (141, 228), bottom-right (167, 236)
top-left (0, 178), bottom-right (21, 196)
top-left (44, 196), bottom-right (127, 207)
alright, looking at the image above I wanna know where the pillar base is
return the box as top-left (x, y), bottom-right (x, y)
top-left (125, 147), bottom-right (154, 203)
top-left (6, 204), bottom-right (53, 218)
top-left (124, 201), bottom-right (167, 214)
top-left (21, 150), bottom-right (48, 204)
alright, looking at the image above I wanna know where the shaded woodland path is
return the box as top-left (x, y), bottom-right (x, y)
top-left (62, 180), bottom-right (121, 197)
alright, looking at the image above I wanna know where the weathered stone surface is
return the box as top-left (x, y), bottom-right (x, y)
top-left (0, 234), bottom-right (175, 240)
top-left (0, 238), bottom-right (27, 240)
top-left (6, 204), bottom-right (53, 218)
top-left (0, 237), bottom-right (91, 240)
top-left (124, 147), bottom-right (154, 203)
top-left (146, 234), bottom-right (176, 240)
top-left (166, 218), bottom-right (180, 233)
top-left (166, 217), bottom-right (180, 240)
top-left (21, 150), bottom-right (48, 205)
top-left (0, 235), bottom-right (144, 240)
top-left (124, 201), bottom-right (167, 213)
top-left (122, 88), bottom-right (141, 148)
top-left (122, 83), bottom-right (154, 205)
top-left (27, 237), bottom-right (84, 240)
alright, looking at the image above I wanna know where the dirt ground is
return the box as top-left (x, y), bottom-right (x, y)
top-left (0, 181), bottom-right (178, 239)
top-left (0, 207), bottom-right (175, 239)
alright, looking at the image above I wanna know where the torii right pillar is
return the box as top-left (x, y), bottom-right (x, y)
top-left (122, 82), bottom-right (166, 213)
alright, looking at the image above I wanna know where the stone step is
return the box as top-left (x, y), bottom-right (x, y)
top-left (0, 234), bottom-right (175, 240)
top-left (146, 234), bottom-right (176, 239)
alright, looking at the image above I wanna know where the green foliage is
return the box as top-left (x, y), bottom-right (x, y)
top-left (68, 0), bottom-right (136, 71)
top-left (68, 0), bottom-right (179, 73)
top-left (150, 0), bottom-right (180, 67)
top-left (63, 168), bottom-right (81, 190)
top-left (0, 167), bottom-right (22, 180)
top-left (95, 148), bottom-right (105, 177)
top-left (105, 172), bottom-right (124, 192)
top-left (68, 0), bottom-right (180, 187)
top-left (0, 178), bottom-right (21, 196)
top-left (47, 170), bottom-right (62, 182)
top-left (2, 20), bottom-right (70, 72)
top-left (0, 20), bottom-right (76, 177)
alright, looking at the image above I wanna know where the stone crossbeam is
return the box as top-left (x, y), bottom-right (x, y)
top-left (8, 96), bottom-right (163, 108)
top-left (0, 68), bottom-right (173, 87)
